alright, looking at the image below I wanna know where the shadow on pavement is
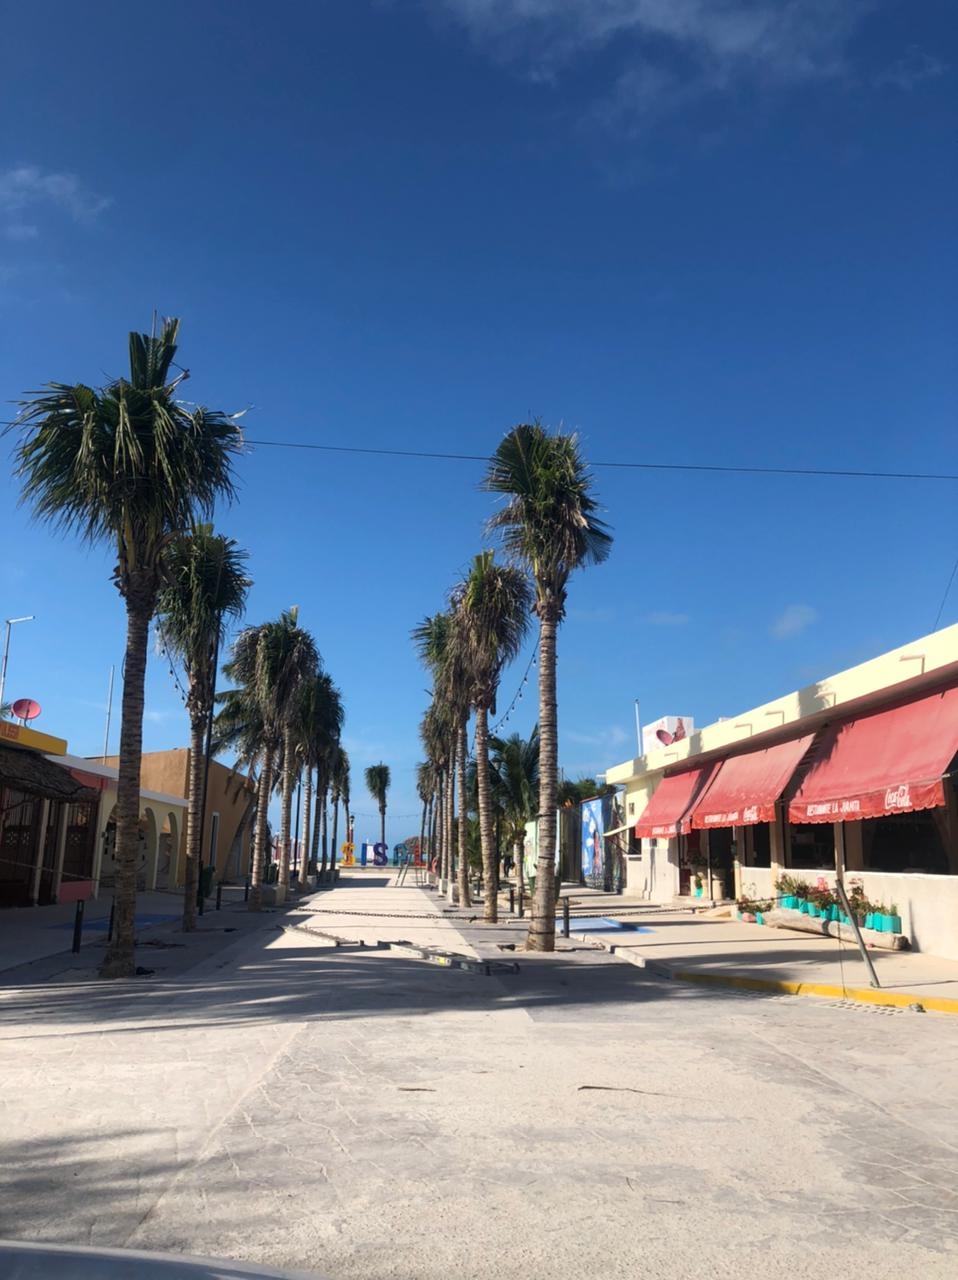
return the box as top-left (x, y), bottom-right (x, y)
top-left (0, 925), bottom-right (750, 1040)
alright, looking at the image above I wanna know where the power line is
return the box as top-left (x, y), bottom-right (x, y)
top-left (243, 436), bottom-right (958, 484)
top-left (933, 555), bottom-right (958, 630)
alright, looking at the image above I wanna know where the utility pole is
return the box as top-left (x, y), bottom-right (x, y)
top-left (0, 616), bottom-right (35, 712)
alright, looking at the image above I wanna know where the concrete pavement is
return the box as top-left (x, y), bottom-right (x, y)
top-left (0, 872), bottom-right (956, 1280)
top-left (546, 892), bottom-right (958, 1012)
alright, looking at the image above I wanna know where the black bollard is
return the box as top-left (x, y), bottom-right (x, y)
top-left (107, 898), bottom-right (116, 943)
top-left (244, 877), bottom-right (250, 903)
top-left (518, 882), bottom-right (525, 919)
top-left (71, 899), bottom-right (84, 955)
top-left (509, 886), bottom-right (515, 915)
top-left (216, 882), bottom-right (222, 911)
top-left (562, 897), bottom-right (570, 939)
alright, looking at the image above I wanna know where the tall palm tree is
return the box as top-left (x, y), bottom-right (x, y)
top-left (365, 763), bottom-right (391, 856)
top-left (264, 609), bottom-right (319, 893)
top-left (157, 524), bottom-right (250, 931)
top-left (413, 613), bottom-right (461, 901)
top-left (453, 551), bottom-right (531, 922)
top-left (11, 318), bottom-right (242, 976)
top-left (329, 743), bottom-right (349, 885)
top-left (489, 728), bottom-right (540, 886)
top-left (294, 672), bottom-right (344, 887)
top-left (484, 423), bottom-right (612, 950)
top-left (224, 608), bottom-right (318, 904)
top-left (213, 680), bottom-right (279, 909)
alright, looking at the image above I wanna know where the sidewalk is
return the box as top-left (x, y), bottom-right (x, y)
top-left (0, 883), bottom-right (273, 984)
top-left (285, 869), bottom-right (480, 955)
top-left (561, 896), bottom-right (958, 1013)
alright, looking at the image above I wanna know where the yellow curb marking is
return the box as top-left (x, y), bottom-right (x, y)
top-left (672, 969), bottom-right (958, 1015)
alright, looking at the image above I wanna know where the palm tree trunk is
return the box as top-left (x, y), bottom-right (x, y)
top-left (312, 781), bottom-right (323, 875)
top-left (182, 709), bottom-right (206, 932)
top-left (444, 748), bottom-right (456, 900)
top-left (278, 729), bottom-right (295, 891)
top-left (249, 754), bottom-right (272, 911)
top-left (457, 718), bottom-right (471, 908)
top-left (419, 798), bottom-right (427, 873)
top-left (528, 611), bottom-right (558, 951)
top-left (434, 775), bottom-right (444, 886)
top-left (101, 595), bottom-right (152, 978)
top-left (474, 703), bottom-right (497, 922)
top-left (299, 766), bottom-right (313, 887)
top-left (379, 803), bottom-right (386, 858)
top-left (330, 792), bottom-right (340, 884)
top-left (321, 789), bottom-right (329, 871)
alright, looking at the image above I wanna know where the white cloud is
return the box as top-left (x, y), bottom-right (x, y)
top-left (771, 603), bottom-right (818, 639)
top-left (645, 609), bottom-right (689, 626)
top-left (0, 165), bottom-right (111, 237)
top-left (3, 223), bottom-right (39, 241)
top-left (143, 708), bottom-right (186, 725)
top-left (875, 46), bottom-right (947, 92)
top-left (566, 724), bottom-right (629, 747)
top-left (430, 1), bottom-right (872, 132)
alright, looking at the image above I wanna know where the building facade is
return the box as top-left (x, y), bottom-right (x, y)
top-left (606, 625), bottom-right (958, 961)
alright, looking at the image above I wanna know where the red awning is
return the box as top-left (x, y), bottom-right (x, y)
top-left (690, 734), bottom-right (816, 829)
top-left (789, 684), bottom-right (958, 824)
top-left (634, 763), bottom-right (721, 840)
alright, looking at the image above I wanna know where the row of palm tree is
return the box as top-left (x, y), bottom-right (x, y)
top-left (11, 319), bottom-right (245, 977)
top-left (9, 317), bottom-right (350, 974)
top-left (216, 608), bottom-right (347, 909)
top-left (414, 423), bottom-right (612, 949)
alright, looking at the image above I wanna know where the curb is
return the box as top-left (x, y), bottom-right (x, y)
top-left (571, 931), bottom-right (958, 1016)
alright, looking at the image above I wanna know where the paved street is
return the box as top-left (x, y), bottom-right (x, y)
top-left (1, 874), bottom-right (957, 1280)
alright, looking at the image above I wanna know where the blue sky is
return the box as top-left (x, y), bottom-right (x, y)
top-left (1, 1), bottom-right (955, 847)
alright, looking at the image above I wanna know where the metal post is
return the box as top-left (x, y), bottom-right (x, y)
top-left (216, 882), bottom-right (222, 911)
top-left (0, 615), bottom-right (35, 712)
top-left (562, 897), bottom-right (570, 938)
top-left (509, 886), bottom-right (515, 915)
top-left (107, 898), bottom-right (116, 942)
top-left (71, 899), bottom-right (84, 954)
top-left (244, 876), bottom-right (250, 903)
top-left (101, 665), bottom-right (115, 761)
top-left (834, 877), bottom-right (881, 989)
top-left (518, 880), bottom-right (525, 918)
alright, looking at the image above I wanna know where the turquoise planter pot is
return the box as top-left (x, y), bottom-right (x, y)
top-left (808, 903), bottom-right (820, 918)
top-left (829, 904), bottom-right (840, 923)
top-left (756, 912), bottom-right (764, 926)
top-left (887, 914), bottom-right (902, 934)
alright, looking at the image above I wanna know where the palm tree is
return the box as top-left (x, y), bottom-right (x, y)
top-left (294, 672), bottom-right (344, 887)
top-left (489, 728), bottom-right (540, 886)
top-left (224, 609), bottom-right (318, 905)
top-left (157, 524), bottom-right (250, 931)
top-left (328, 743), bottom-right (349, 885)
top-left (11, 318), bottom-right (242, 976)
top-left (413, 613), bottom-right (462, 901)
top-left (213, 680), bottom-right (279, 910)
top-left (365, 763), bottom-right (391, 856)
top-left (453, 551), bottom-right (531, 922)
top-left (484, 423), bottom-right (612, 951)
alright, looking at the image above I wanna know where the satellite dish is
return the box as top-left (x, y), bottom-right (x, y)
top-left (655, 728), bottom-right (674, 745)
top-left (11, 698), bottom-right (41, 724)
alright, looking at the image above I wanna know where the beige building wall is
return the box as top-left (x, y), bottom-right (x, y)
top-left (101, 750), bottom-right (255, 886)
top-left (605, 624), bottom-right (958, 958)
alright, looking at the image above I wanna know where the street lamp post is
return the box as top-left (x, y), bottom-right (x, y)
top-left (0, 616), bottom-right (35, 713)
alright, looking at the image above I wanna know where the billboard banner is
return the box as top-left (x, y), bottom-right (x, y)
top-left (642, 715), bottom-right (694, 758)
top-left (581, 798), bottom-right (605, 880)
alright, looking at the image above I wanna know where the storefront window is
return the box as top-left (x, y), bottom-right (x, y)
top-left (748, 823), bottom-right (771, 868)
top-left (861, 809), bottom-right (952, 875)
top-left (789, 823), bottom-right (834, 870)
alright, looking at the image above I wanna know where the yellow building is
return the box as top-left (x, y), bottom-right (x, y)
top-left (605, 624), bottom-right (958, 961)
